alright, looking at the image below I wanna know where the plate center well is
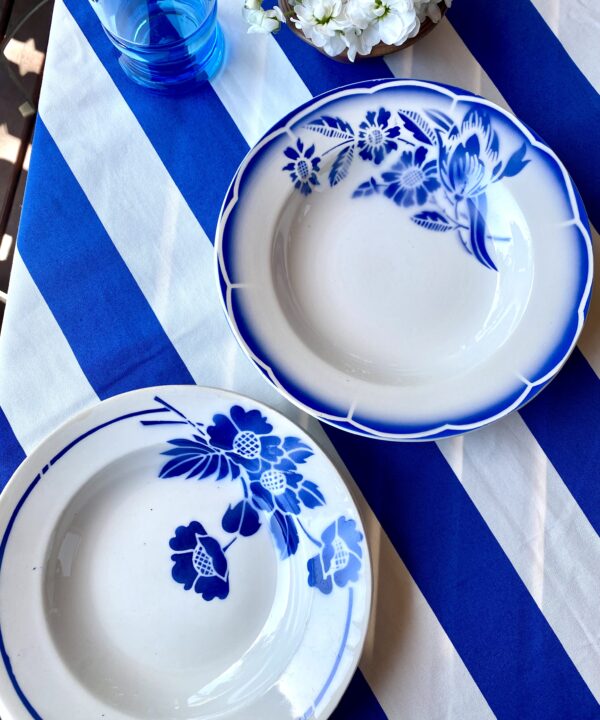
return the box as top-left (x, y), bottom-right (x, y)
top-left (43, 447), bottom-right (311, 717)
top-left (272, 183), bottom-right (533, 384)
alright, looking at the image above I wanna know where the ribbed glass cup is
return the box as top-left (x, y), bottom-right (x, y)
top-left (89, 0), bottom-right (224, 92)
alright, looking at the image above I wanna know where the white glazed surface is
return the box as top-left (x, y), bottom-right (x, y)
top-left (0, 386), bottom-right (371, 719)
top-left (216, 80), bottom-right (592, 439)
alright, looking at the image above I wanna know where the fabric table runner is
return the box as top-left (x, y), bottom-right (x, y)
top-left (1, 0), bottom-right (599, 717)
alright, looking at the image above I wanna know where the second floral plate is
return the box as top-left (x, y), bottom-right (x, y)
top-left (0, 386), bottom-right (371, 719)
top-left (216, 79), bottom-right (593, 440)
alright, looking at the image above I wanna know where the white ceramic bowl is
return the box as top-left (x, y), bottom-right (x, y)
top-left (0, 386), bottom-right (371, 719)
top-left (216, 79), bottom-right (592, 440)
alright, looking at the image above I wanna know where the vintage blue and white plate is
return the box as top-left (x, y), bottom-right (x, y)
top-left (0, 386), bottom-right (371, 719)
top-left (216, 79), bottom-right (593, 440)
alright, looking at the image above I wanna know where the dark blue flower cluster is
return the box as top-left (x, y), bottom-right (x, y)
top-left (284, 102), bottom-right (530, 270)
top-left (161, 404), bottom-right (332, 601)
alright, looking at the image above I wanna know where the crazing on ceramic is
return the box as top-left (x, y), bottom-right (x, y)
top-left (216, 79), bottom-right (593, 441)
top-left (283, 105), bottom-right (529, 270)
top-left (148, 397), bottom-right (363, 601)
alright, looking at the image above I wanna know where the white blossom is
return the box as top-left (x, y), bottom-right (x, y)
top-left (243, 0), bottom-right (449, 59)
top-left (343, 0), bottom-right (417, 59)
top-left (374, 0), bottom-right (419, 45)
top-left (345, 0), bottom-right (375, 30)
top-left (244, 3), bottom-right (286, 33)
top-left (414, 0), bottom-right (449, 23)
top-left (344, 24), bottom-right (380, 61)
top-left (293, 0), bottom-right (349, 56)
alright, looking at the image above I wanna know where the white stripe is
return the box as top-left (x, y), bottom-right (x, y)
top-left (361, 528), bottom-right (494, 720)
top-left (36, 5), bottom-right (496, 716)
top-left (438, 412), bottom-right (600, 701)
top-left (384, 19), bottom-right (507, 110)
top-left (212, 3), bottom-right (311, 146)
top-left (529, 0), bottom-right (600, 95)
top-left (0, 252), bottom-right (97, 453)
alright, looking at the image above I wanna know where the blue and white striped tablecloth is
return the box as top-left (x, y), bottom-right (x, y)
top-left (1, 1), bottom-right (600, 717)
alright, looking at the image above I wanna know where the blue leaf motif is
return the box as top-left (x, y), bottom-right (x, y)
top-left (282, 437), bottom-right (307, 452)
top-left (466, 195), bottom-right (496, 270)
top-left (353, 177), bottom-right (380, 198)
top-left (160, 436), bottom-right (235, 480)
top-left (270, 510), bottom-right (299, 558)
top-left (424, 108), bottom-right (454, 132)
top-left (397, 110), bottom-right (435, 145)
top-left (411, 210), bottom-right (453, 232)
top-left (282, 436), bottom-right (313, 464)
top-left (299, 480), bottom-right (325, 509)
top-left (288, 450), bottom-right (312, 464)
top-left (222, 500), bottom-right (261, 537)
top-left (499, 142), bottom-right (529, 179)
top-left (305, 115), bottom-right (354, 141)
top-left (329, 145), bottom-right (354, 187)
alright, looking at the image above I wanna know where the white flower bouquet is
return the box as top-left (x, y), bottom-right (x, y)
top-left (243, 0), bottom-right (451, 62)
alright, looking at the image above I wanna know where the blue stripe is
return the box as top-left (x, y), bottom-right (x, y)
top-left (0, 409), bottom-right (25, 490)
top-left (448, 0), bottom-right (600, 232)
top-left (520, 349), bottom-right (600, 532)
top-left (17, 120), bottom-right (194, 397)
top-left (330, 669), bottom-right (386, 720)
top-left (324, 428), bottom-right (600, 720)
top-left (64, 0), bottom-right (248, 242)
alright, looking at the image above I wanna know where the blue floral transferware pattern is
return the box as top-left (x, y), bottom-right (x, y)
top-left (282, 105), bottom-right (530, 271)
top-left (307, 517), bottom-right (363, 595)
top-left (144, 397), bottom-right (364, 602)
top-left (282, 138), bottom-right (321, 196)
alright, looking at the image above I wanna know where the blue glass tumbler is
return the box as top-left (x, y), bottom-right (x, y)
top-left (89, 0), bottom-right (224, 91)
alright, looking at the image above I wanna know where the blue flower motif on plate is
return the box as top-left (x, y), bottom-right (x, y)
top-left (282, 138), bottom-right (321, 196)
top-left (169, 520), bottom-right (229, 600)
top-left (284, 103), bottom-right (531, 271)
top-left (146, 397), bottom-right (363, 602)
top-left (206, 405), bottom-right (283, 473)
top-left (249, 460), bottom-right (325, 516)
top-left (438, 107), bottom-right (502, 200)
top-left (380, 146), bottom-right (440, 207)
top-left (308, 517), bottom-right (363, 595)
top-left (357, 107), bottom-right (400, 165)
top-left (249, 464), bottom-right (304, 515)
